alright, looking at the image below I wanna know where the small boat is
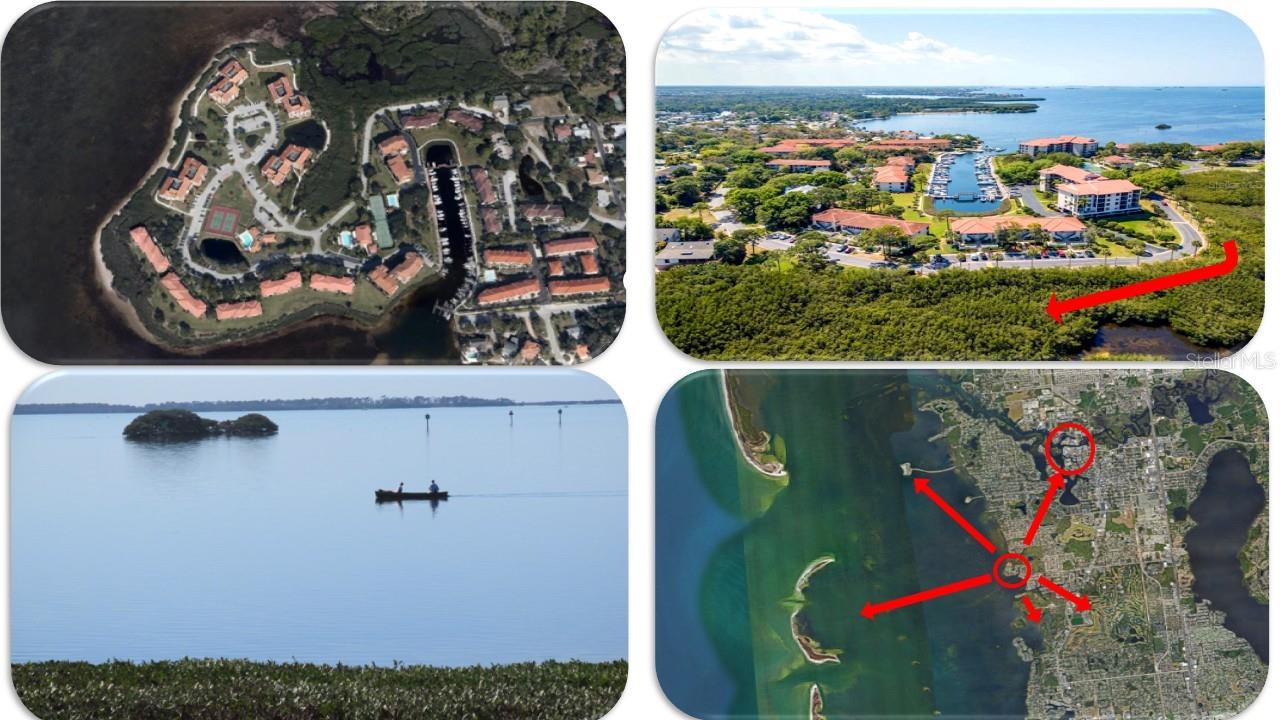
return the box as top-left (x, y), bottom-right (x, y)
top-left (375, 489), bottom-right (449, 502)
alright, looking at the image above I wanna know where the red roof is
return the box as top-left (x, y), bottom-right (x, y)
top-left (390, 252), bottom-right (425, 284)
top-left (129, 226), bottom-right (170, 273)
top-left (379, 136), bottom-right (410, 156)
top-left (368, 266), bottom-right (400, 296)
top-left (767, 158), bottom-right (831, 168)
top-left (477, 278), bottom-right (541, 305)
top-left (580, 254), bottom-right (600, 275)
top-left (546, 258), bottom-right (565, 277)
top-left (874, 165), bottom-right (910, 185)
top-left (1102, 155), bottom-right (1134, 165)
top-left (309, 274), bottom-right (355, 294)
top-left (543, 236), bottom-right (598, 257)
top-left (549, 277), bottom-right (611, 298)
top-left (811, 209), bottom-right (928, 235)
top-left (260, 271), bottom-right (302, 297)
top-left (159, 273), bottom-right (206, 317)
top-left (1057, 178), bottom-right (1142, 196)
top-left (950, 216), bottom-right (1085, 235)
top-left (1038, 164), bottom-right (1099, 183)
top-left (864, 138), bottom-right (950, 151)
top-left (1020, 135), bottom-right (1096, 147)
top-left (215, 300), bottom-right (263, 321)
top-left (485, 247), bottom-right (533, 266)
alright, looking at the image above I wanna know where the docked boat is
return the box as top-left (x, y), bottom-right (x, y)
top-left (375, 489), bottom-right (449, 502)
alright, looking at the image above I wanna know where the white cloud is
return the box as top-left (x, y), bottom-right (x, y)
top-left (659, 8), bottom-right (1002, 69)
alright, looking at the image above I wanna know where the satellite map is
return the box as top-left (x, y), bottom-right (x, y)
top-left (656, 369), bottom-right (1267, 720)
top-left (1, 1), bottom-right (625, 363)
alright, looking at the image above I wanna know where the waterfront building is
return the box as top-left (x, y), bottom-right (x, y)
top-left (128, 226), bottom-right (170, 274)
top-left (766, 158), bottom-right (831, 173)
top-left (873, 164), bottom-right (910, 192)
top-left (1055, 178), bottom-right (1143, 218)
top-left (1018, 135), bottom-right (1098, 157)
top-left (1037, 164), bottom-right (1100, 192)
top-left (1102, 155), bottom-right (1135, 169)
top-left (477, 277), bottom-right (542, 306)
top-left (260, 271), bottom-right (303, 298)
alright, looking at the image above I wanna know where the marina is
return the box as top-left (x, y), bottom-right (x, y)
top-left (927, 150), bottom-right (1005, 211)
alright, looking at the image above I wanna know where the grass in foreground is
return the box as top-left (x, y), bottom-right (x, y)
top-left (12, 658), bottom-right (627, 720)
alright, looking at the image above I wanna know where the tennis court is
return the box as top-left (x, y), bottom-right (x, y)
top-left (204, 206), bottom-right (241, 237)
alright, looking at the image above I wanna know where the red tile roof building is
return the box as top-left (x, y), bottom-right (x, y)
top-left (470, 167), bottom-right (497, 205)
top-left (543, 236), bottom-right (598, 257)
top-left (390, 252), bottom-right (425, 284)
top-left (367, 266), bottom-right (400, 296)
top-left (207, 58), bottom-right (249, 105)
top-left (1037, 164), bottom-right (1101, 192)
top-left (160, 273), bottom-right (206, 317)
top-left (158, 156), bottom-right (209, 203)
top-left (1018, 135), bottom-right (1098, 157)
top-left (885, 155), bottom-right (916, 169)
top-left (402, 112), bottom-right (442, 129)
top-left (811, 209), bottom-right (929, 236)
top-left (580, 254), bottom-right (600, 275)
top-left (260, 271), bottom-right (303, 297)
top-left (354, 224), bottom-right (378, 255)
top-left (480, 207), bottom-right (502, 236)
top-left (519, 340), bottom-right (541, 362)
top-left (766, 158), bottom-right (832, 172)
top-left (262, 144), bottom-right (313, 186)
top-left (446, 109), bottom-right (484, 132)
top-left (309, 274), bottom-right (356, 294)
top-left (379, 136), bottom-right (410, 156)
top-left (546, 258), bottom-right (565, 277)
top-left (873, 164), bottom-right (911, 192)
top-left (1055, 178), bottom-right (1143, 218)
top-left (387, 154), bottom-right (414, 185)
top-left (485, 247), bottom-right (534, 267)
top-left (129, 226), bottom-right (170, 274)
top-left (284, 94), bottom-right (312, 119)
top-left (267, 76), bottom-right (293, 102)
top-left (864, 138), bottom-right (951, 151)
top-left (549, 277), bottom-right (611, 298)
top-left (215, 300), bottom-right (263, 321)
top-left (522, 204), bottom-right (565, 222)
top-left (950, 216), bottom-right (1087, 246)
top-left (1102, 155), bottom-right (1135, 168)
top-left (477, 278), bottom-right (541, 306)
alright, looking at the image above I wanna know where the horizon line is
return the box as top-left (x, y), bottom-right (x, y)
top-left (655, 84), bottom-right (1263, 89)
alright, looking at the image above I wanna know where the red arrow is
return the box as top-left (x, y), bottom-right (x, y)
top-left (1021, 595), bottom-right (1043, 623)
top-left (914, 477), bottom-right (996, 553)
top-left (1022, 474), bottom-right (1066, 546)
top-left (1037, 575), bottom-right (1092, 612)
top-left (1047, 240), bottom-right (1239, 323)
top-left (861, 573), bottom-right (992, 620)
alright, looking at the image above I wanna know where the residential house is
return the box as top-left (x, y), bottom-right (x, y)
top-left (1102, 155), bottom-right (1135, 169)
top-left (485, 247), bottom-right (534, 268)
top-left (446, 109), bottom-right (485, 132)
top-left (379, 136), bottom-right (410, 156)
top-left (873, 164), bottom-right (910, 192)
top-left (655, 240), bottom-right (714, 269)
top-left (470, 167), bottom-right (497, 205)
top-left (402, 112), bottom-right (442, 129)
top-left (522, 204), bottom-right (565, 223)
top-left (387, 154), bottom-right (414, 185)
top-left (543, 236), bottom-right (598, 257)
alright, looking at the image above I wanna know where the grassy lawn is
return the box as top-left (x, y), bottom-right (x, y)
top-left (1091, 236), bottom-right (1135, 258)
top-left (207, 176), bottom-right (259, 234)
top-left (663, 207), bottom-right (717, 223)
top-left (13, 658), bottom-right (627, 720)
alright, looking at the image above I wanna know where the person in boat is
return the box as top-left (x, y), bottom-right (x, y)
top-left (429, 480), bottom-right (439, 494)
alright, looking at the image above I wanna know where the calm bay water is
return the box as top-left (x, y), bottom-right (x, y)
top-left (859, 87), bottom-right (1264, 150)
top-left (11, 405), bottom-right (627, 666)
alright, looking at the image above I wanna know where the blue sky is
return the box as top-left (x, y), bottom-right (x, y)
top-left (657, 9), bottom-right (1263, 87)
top-left (20, 370), bottom-right (618, 406)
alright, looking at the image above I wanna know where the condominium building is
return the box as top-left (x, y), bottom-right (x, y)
top-left (1018, 135), bottom-right (1098, 157)
top-left (1055, 178), bottom-right (1143, 218)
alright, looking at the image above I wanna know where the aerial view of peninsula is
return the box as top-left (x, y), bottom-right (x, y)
top-left (653, 9), bottom-right (1263, 360)
top-left (11, 370), bottom-right (627, 719)
top-left (657, 369), bottom-right (1268, 720)
top-left (1, 1), bottom-right (625, 363)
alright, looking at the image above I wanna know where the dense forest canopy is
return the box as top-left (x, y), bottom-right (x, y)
top-left (656, 86), bottom-right (1040, 120)
top-left (656, 170), bottom-right (1264, 360)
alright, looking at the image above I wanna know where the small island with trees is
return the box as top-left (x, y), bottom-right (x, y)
top-left (123, 410), bottom-right (279, 441)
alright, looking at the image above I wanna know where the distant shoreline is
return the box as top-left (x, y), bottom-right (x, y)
top-left (15, 398), bottom-right (622, 415)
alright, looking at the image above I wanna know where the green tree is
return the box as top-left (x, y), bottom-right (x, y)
top-left (713, 236), bottom-right (747, 264)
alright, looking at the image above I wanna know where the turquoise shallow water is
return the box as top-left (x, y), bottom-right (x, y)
top-left (11, 405), bottom-right (627, 666)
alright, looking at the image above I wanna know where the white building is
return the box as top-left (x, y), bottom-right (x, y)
top-left (1056, 178), bottom-right (1143, 218)
top-left (1019, 135), bottom-right (1099, 157)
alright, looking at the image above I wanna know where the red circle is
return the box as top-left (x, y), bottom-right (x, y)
top-left (993, 552), bottom-right (1032, 589)
top-left (1044, 422), bottom-right (1095, 477)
